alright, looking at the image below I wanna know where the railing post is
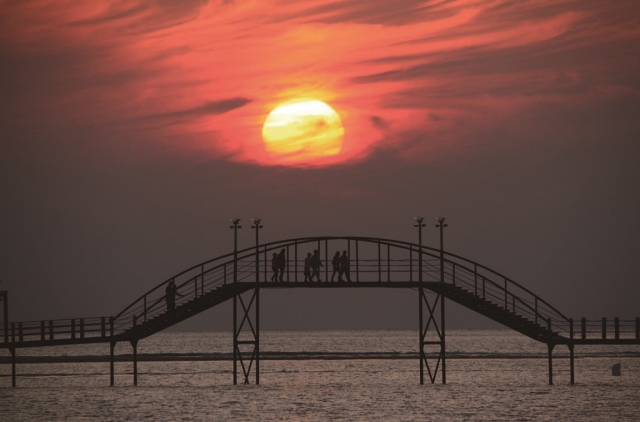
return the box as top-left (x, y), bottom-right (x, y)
top-left (325, 239), bottom-right (329, 282)
top-left (286, 245), bottom-right (290, 282)
top-left (581, 317), bottom-right (586, 339)
top-left (570, 318), bottom-right (574, 340)
top-left (602, 317), bottom-right (607, 339)
top-left (409, 244), bottom-right (413, 282)
top-left (474, 264), bottom-right (478, 296)
top-left (615, 317), bottom-right (619, 340)
top-left (1, 291), bottom-right (8, 344)
top-left (201, 264), bottom-right (205, 295)
top-left (387, 244), bottom-right (391, 282)
top-left (482, 277), bottom-right (486, 299)
top-left (636, 317), bottom-right (640, 340)
top-left (504, 278), bottom-right (508, 310)
top-left (378, 240), bottom-right (381, 282)
top-left (356, 240), bottom-right (359, 282)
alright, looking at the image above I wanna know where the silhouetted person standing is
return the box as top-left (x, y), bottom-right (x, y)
top-left (331, 251), bottom-right (341, 282)
top-left (165, 281), bottom-right (182, 311)
top-left (271, 253), bottom-right (278, 282)
top-left (303, 252), bottom-right (312, 282)
top-left (310, 249), bottom-right (323, 282)
top-left (339, 250), bottom-right (351, 282)
top-left (277, 248), bottom-right (286, 282)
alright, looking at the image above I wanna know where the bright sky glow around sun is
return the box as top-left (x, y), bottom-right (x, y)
top-left (262, 100), bottom-right (344, 165)
top-left (1, 0), bottom-right (638, 168)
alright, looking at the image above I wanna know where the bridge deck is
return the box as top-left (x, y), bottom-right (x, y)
top-left (1, 236), bottom-right (638, 388)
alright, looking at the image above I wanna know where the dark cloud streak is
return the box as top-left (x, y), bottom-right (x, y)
top-left (148, 97), bottom-right (253, 120)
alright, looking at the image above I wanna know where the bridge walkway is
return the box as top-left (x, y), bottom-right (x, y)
top-left (1, 236), bottom-right (638, 387)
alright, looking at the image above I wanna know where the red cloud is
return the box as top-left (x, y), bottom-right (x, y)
top-left (1, 0), bottom-right (638, 166)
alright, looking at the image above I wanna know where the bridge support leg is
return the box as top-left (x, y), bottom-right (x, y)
top-left (10, 347), bottom-right (16, 387)
top-left (569, 344), bottom-right (574, 385)
top-left (110, 341), bottom-right (116, 386)
top-left (419, 289), bottom-right (445, 384)
top-left (233, 287), bottom-right (260, 385)
top-left (131, 340), bottom-right (138, 386)
top-left (547, 343), bottom-right (554, 385)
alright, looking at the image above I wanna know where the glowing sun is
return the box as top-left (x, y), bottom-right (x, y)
top-left (262, 99), bottom-right (344, 163)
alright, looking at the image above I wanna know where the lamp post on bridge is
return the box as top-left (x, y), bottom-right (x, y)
top-left (250, 218), bottom-right (263, 384)
top-left (435, 217), bottom-right (447, 283)
top-left (250, 219), bottom-right (263, 281)
top-left (414, 217), bottom-right (426, 384)
top-left (414, 217), bottom-right (426, 273)
top-left (229, 218), bottom-right (241, 385)
top-left (435, 216), bottom-right (448, 384)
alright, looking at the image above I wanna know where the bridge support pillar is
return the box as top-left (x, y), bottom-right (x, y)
top-left (109, 341), bottom-right (116, 386)
top-left (131, 340), bottom-right (138, 386)
top-left (233, 287), bottom-right (260, 385)
top-left (568, 343), bottom-right (574, 385)
top-left (547, 343), bottom-right (555, 385)
top-left (419, 289), bottom-right (445, 385)
top-left (10, 347), bottom-right (16, 387)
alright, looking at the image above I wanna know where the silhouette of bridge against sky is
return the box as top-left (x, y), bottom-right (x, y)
top-left (2, 220), bottom-right (639, 387)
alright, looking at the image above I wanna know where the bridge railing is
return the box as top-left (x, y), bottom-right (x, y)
top-left (2, 237), bottom-right (636, 345)
top-left (113, 257), bottom-right (257, 335)
top-left (404, 241), bottom-right (572, 338)
top-left (570, 317), bottom-right (640, 341)
top-left (109, 236), bottom-right (574, 339)
top-left (0, 317), bottom-right (110, 344)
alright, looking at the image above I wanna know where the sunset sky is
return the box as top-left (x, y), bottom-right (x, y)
top-left (1, 0), bottom-right (639, 330)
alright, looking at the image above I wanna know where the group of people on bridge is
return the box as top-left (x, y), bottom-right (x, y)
top-left (271, 249), bottom-right (351, 282)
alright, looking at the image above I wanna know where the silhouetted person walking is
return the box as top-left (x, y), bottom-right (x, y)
top-left (165, 281), bottom-right (182, 312)
top-left (271, 253), bottom-right (278, 282)
top-left (339, 250), bottom-right (351, 282)
top-left (331, 251), bottom-right (341, 282)
top-left (303, 252), bottom-right (312, 282)
top-left (310, 249), bottom-right (323, 282)
top-left (277, 248), bottom-right (286, 282)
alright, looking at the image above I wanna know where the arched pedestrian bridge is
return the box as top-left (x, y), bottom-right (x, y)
top-left (2, 235), bottom-right (639, 387)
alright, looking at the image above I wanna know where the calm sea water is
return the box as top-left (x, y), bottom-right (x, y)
top-left (2, 330), bottom-right (639, 421)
